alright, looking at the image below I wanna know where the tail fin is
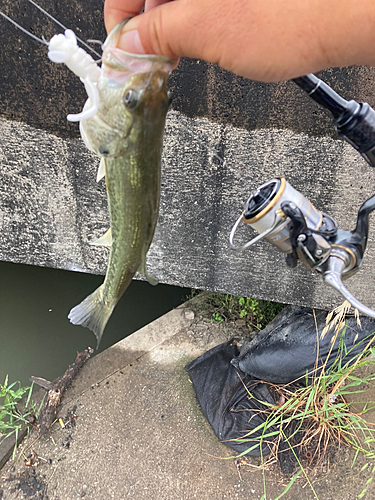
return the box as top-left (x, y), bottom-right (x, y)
top-left (68, 285), bottom-right (113, 349)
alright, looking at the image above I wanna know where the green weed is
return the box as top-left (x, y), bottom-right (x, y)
top-left (0, 375), bottom-right (42, 458)
top-left (188, 290), bottom-right (285, 330)
top-left (211, 312), bottom-right (224, 323)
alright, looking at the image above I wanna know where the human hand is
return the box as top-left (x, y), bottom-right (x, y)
top-left (104, 0), bottom-right (375, 82)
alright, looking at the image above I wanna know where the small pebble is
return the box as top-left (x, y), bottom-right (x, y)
top-left (184, 309), bottom-right (195, 320)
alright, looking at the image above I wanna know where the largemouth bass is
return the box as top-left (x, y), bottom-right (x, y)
top-left (68, 20), bottom-right (173, 348)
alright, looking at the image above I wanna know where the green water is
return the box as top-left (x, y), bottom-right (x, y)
top-left (0, 260), bottom-right (190, 388)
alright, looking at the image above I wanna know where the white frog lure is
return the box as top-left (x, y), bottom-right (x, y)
top-left (47, 29), bottom-right (108, 181)
top-left (47, 29), bottom-right (101, 122)
top-left (0, 9), bottom-right (101, 123)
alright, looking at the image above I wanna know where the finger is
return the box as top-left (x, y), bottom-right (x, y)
top-left (104, 0), bottom-right (145, 33)
top-left (117, 1), bottom-right (219, 61)
top-left (144, 0), bottom-right (173, 12)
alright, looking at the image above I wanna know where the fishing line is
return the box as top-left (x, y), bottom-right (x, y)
top-left (86, 39), bottom-right (104, 45)
top-left (28, 0), bottom-right (102, 57)
top-left (0, 4), bottom-right (102, 59)
top-left (0, 11), bottom-right (47, 45)
top-left (26, 0), bottom-right (102, 57)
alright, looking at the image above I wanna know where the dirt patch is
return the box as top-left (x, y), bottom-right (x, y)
top-left (1, 468), bottom-right (48, 499)
top-left (0, 405), bottom-right (79, 500)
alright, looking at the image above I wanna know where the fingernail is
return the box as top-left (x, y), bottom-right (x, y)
top-left (119, 30), bottom-right (146, 54)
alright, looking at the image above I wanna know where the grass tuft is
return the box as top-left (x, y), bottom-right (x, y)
top-left (0, 375), bottom-right (42, 458)
top-left (233, 320), bottom-right (375, 499)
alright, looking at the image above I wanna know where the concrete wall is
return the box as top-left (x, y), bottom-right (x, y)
top-left (1, 0), bottom-right (375, 311)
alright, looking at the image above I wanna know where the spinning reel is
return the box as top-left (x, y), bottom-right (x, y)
top-left (230, 74), bottom-right (375, 318)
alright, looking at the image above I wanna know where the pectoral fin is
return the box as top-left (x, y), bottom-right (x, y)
top-left (89, 228), bottom-right (112, 247)
top-left (97, 158), bottom-right (106, 182)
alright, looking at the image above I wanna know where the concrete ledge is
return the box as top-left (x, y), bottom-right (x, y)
top-left (0, 305), bottom-right (192, 473)
top-left (2, 115), bottom-right (375, 313)
top-left (68, 305), bottom-right (194, 396)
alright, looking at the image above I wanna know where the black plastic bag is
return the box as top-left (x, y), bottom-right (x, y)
top-left (186, 306), bottom-right (375, 460)
top-left (232, 305), bottom-right (375, 384)
top-left (186, 341), bottom-right (278, 457)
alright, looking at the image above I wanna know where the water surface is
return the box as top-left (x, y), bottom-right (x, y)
top-left (0, 261), bottom-right (189, 388)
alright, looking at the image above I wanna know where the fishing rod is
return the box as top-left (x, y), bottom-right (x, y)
top-left (230, 73), bottom-right (375, 318)
top-left (294, 73), bottom-right (375, 166)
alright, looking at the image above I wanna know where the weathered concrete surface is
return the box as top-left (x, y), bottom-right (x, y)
top-left (1, 304), bottom-right (375, 500)
top-left (1, 114), bottom-right (375, 312)
top-left (2, 0), bottom-right (375, 311)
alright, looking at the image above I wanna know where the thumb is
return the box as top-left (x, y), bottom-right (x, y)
top-left (116, 2), bottom-right (216, 62)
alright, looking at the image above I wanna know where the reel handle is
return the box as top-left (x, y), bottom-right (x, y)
top-left (323, 253), bottom-right (375, 319)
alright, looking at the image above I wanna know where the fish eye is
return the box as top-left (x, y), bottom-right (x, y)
top-left (124, 89), bottom-right (139, 109)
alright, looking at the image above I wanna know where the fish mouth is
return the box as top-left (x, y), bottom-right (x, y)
top-left (102, 19), bottom-right (173, 75)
